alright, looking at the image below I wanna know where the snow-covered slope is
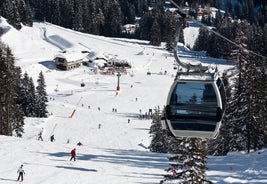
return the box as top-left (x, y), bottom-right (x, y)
top-left (0, 18), bottom-right (266, 184)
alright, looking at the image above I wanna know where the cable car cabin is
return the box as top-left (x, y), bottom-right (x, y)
top-left (164, 72), bottom-right (225, 139)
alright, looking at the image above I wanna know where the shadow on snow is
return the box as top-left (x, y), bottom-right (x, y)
top-left (0, 178), bottom-right (18, 182)
top-left (56, 165), bottom-right (97, 172)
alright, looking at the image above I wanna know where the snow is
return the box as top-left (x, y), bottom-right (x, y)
top-left (54, 51), bottom-right (84, 62)
top-left (184, 21), bottom-right (200, 49)
top-left (0, 17), bottom-right (266, 183)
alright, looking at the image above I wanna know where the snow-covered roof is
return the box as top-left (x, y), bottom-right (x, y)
top-left (87, 51), bottom-right (108, 61)
top-left (54, 51), bottom-right (84, 62)
top-left (94, 58), bottom-right (107, 67)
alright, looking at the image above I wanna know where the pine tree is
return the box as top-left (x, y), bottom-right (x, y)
top-left (81, 0), bottom-right (90, 33)
top-left (35, 71), bottom-right (48, 118)
top-left (139, 12), bottom-right (153, 41)
top-left (18, 72), bottom-right (29, 116)
top-left (13, 68), bottom-right (25, 137)
top-left (161, 138), bottom-right (212, 184)
top-left (193, 26), bottom-right (209, 51)
top-left (97, 8), bottom-right (105, 35)
top-left (150, 19), bottom-right (161, 46)
top-left (28, 77), bottom-right (36, 117)
top-left (149, 107), bottom-right (169, 153)
top-left (105, 0), bottom-right (122, 37)
top-left (12, 104), bottom-right (25, 137)
top-left (120, 0), bottom-right (135, 24)
top-left (218, 20), bottom-right (265, 153)
top-left (18, 0), bottom-right (33, 26)
top-left (165, 11), bottom-right (177, 51)
top-left (73, 0), bottom-right (84, 31)
top-left (18, 72), bottom-right (36, 117)
top-left (89, 1), bottom-right (100, 35)
top-left (260, 60), bottom-right (267, 144)
top-left (0, 42), bottom-right (23, 136)
top-left (2, 0), bottom-right (22, 29)
top-left (248, 56), bottom-right (266, 150)
top-left (50, 0), bottom-right (61, 25)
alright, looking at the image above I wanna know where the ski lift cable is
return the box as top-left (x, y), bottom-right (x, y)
top-left (169, 0), bottom-right (267, 60)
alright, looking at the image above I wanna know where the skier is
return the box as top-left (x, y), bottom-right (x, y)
top-left (50, 135), bottom-right (55, 142)
top-left (172, 169), bottom-right (177, 176)
top-left (70, 148), bottom-right (76, 161)
top-left (17, 165), bottom-right (25, 182)
top-left (38, 132), bottom-right (43, 141)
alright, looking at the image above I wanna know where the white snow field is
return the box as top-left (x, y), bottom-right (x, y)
top-left (0, 18), bottom-right (266, 183)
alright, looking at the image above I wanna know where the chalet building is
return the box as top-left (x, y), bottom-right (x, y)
top-left (122, 24), bottom-right (136, 34)
top-left (54, 52), bottom-right (84, 70)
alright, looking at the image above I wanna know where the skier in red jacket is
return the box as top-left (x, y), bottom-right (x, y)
top-left (70, 148), bottom-right (76, 161)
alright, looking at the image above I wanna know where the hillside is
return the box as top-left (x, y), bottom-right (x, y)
top-left (0, 18), bottom-right (266, 184)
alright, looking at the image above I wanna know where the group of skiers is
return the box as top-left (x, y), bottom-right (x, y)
top-left (16, 147), bottom-right (77, 181)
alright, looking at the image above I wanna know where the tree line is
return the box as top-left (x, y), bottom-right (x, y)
top-left (194, 11), bottom-right (267, 60)
top-left (1, 0), bottom-right (267, 50)
top-left (0, 42), bottom-right (48, 137)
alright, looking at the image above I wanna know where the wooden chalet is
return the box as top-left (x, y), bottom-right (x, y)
top-left (54, 52), bottom-right (84, 70)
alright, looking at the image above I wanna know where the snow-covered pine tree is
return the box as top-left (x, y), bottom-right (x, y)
top-left (149, 106), bottom-right (169, 153)
top-left (28, 77), bottom-right (36, 117)
top-left (13, 67), bottom-right (25, 137)
top-left (35, 71), bottom-right (48, 118)
top-left (150, 19), bottom-right (161, 46)
top-left (73, 0), bottom-right (84, 31)
top-left (247, 56), bottom-right (266, 150)
top-left (193, 26), bottom-right (210, 52)
top-left (215, 20), bottom-right (266, 153)
top-left (18, 72), bottom-right (29, 116)
top-left (104, 0), bottom-right (122, 37)
top-left (17, 0), bottom-right (33, 26)
top-left (0, 42), bottom-right (23, 136)
top-left (1, 0), bottom-right (33, 29)
top-left (222, 21), bottom-right (249, 151)
top-left (18, 72), bottom-right (36, 117)
top-left (138, 12), bottom-right (153, 41)
top-left (161, 138), bottom-right (212, 184)
top-left (1, 0), bottom-right (22, 30)
top-left (165, 11), bottom-right (177, 51)
top-left (12, 103), bottom-right (25, 137)
top-left (208, 21), bottom-right (254, 154)
top-left (260, 61), bottom-right (267, 144)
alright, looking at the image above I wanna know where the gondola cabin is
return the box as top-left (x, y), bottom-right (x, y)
top-left (164, 72), bottom-right (225, 138)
